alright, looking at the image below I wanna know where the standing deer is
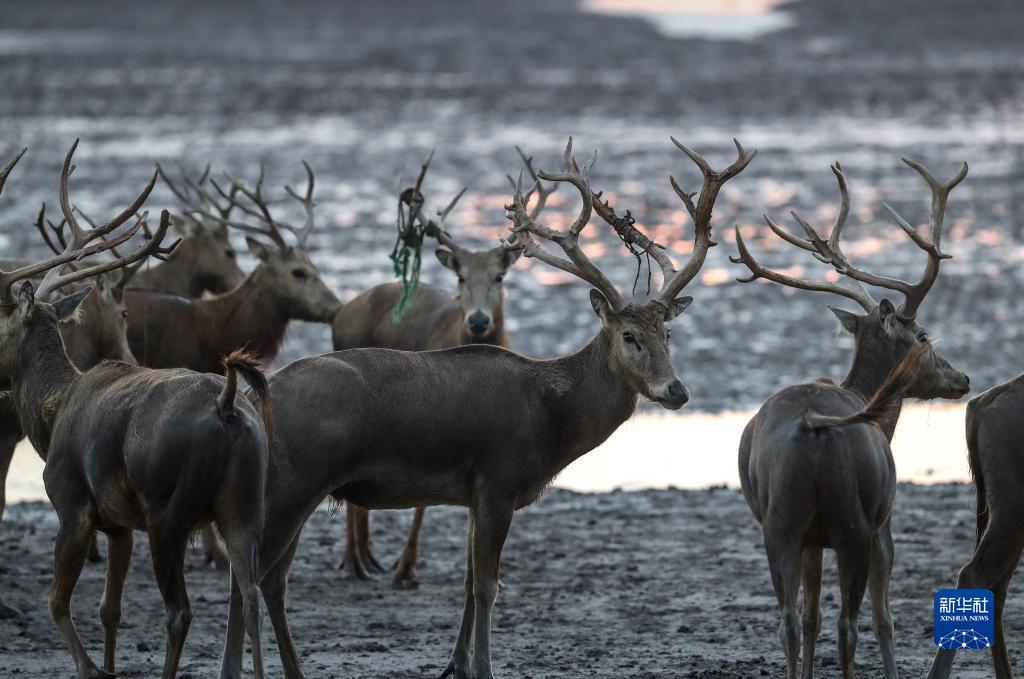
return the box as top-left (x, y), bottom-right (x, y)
top-left (125, 162), bottom-right (341, 372)
top-left (928, 375), bottom-right (1024, 679)
top-left (0, 142), bottom-right (271, 679)
top-left (730, 158), bottom-right (970, 678)
top-left (216, 137), bottom-right (754, 679)
top-left (331, 156), bottom-right (529, 587)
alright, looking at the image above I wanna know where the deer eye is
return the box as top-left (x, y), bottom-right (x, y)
top-left (121, 310), bottom-right (128, 319)
top-left (495, 273), bottom-right (505, 283)
top-left (622, 331), bottom-right (640, 349)
top-left (291, 269), bottom-right (307, 280)
top-left (225, 249), bottom-right (236, 259)
top-left (917, 331), bottom-right (929, 343)
top-left (457, 276), bottom-right (465, 284)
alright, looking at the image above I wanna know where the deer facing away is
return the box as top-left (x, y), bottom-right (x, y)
top-left (731, 157), bottom-right (970, 679)
top-left (332, 160), bottom-right (522, 588)
top-left (215, 137), bottom-right (754, 679)
top-left (0, 142), bottom-right (273, 679)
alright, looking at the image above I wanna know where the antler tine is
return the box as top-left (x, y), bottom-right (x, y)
top-left (514, 145), bottom-right (559, 220)
top-left (34, 204), bottom-right (63, 256)
top-left (588, 187), bottom-right (677, 289)
top-left (282, 160), bottom-right (316, 247)
top-left (81, 208), bottom-right (174, 263)
top-left (883, 158), bottom-right (968, 317)
top-left (504, 138), bottom-right (626, 310)
top-left (216, 167), bottom-right (289, 249)
top-left (433, 186), bottom-right (467, 252)
top-left (36, 210), bottom-right (179, 299)
top-left (0, 148), bottom-right (27, 197)
top-left (657, 138), bottom-right (757, 305)
top-left (730, 224), bottom-right (876, 312)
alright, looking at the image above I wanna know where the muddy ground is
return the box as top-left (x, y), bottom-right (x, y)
top-left (0, 483), bottom-right (1009, 677)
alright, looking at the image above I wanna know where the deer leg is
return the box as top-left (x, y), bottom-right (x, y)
top-left (799, 547), bottom-right (823, 679)
top-left (219, 525), bottom-right (264, 679)
top-left (929, 505), bottom-right (1024, 679)
top-left (261, 535), bottom-right (306, 679)
top-left (340, 501), bottom-right (371, 579)
top-left (835, 539), bottom-right (871, 679)
top-left (220, 573), bottom-right (246, 679)
top-left (393, 507), bottom-right (426, 590)
top-left (441, 514), bottom-right (475, 679)
top-left (868, 522), bottom-right (898, 679)
top-left (99, 528), bottom-right (133, 674)
top-left (357, 506), bottom-right (385, 574)
top-left (50, 509), bottom-right (112, 679)
top-left (201, 524), bottom-right (230, 569)
top-left (0, 413), bottom-right (22, 619)
top-left (764, 524), bottom-right (802, 679)
top-left (990, 568), bottom-right (1016, 679)
top-left (148, 530), bottom-right (192, 679)
top-left (469, 500), bottom-right (513, 679)
top-left (86, 534), bottom-right (104, 564)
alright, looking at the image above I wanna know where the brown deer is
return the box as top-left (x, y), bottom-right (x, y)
top-left (216, 137), bottom-right (754, 679)
top-left (0, 142), bottom-right (271, 679)
top-left (125, 162), bottom-right (342, 373)
top-left (730, 158), bottom-right (970, 678)
top-left (927, 376), bottom-right (1024, 678)
top-left (331, 156), bottom-right (529, 587)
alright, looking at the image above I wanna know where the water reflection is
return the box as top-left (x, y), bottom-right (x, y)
top-left (5, 402), bottom-right (971, 503)
top-left (583, 0), bottom-right (793, 40)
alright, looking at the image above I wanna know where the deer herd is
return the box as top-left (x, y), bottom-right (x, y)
top-left (0, 134), bottom-right (1016, 679)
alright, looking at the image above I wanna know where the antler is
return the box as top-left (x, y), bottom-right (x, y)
top-left (731, 158), bottom-right (967, 316)
top-left (282, 160), bottom-right (316, 247)
top-left (508, 145), bottom-right (559, 221)
top-left (0, 141), bottom-right (176, 303)
top-left (504, 138), bottom-right (627, 310)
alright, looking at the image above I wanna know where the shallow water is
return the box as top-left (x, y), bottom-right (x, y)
top-left (6, 401), bottom-right (971, 502)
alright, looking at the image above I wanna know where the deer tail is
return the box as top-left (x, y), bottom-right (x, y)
top-left (803, 343), bottom-right (928, 431)
top-left (965, 395), bottom-right (987, 547)
top-left (217, 349), bottom-right (274, 439)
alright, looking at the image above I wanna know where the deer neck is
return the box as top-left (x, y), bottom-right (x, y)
top-left (207, 266), bottom-right (289, 362)
top-left (840, 343), bottom-right (904, 441)
top-left (9, 320), bottom-right (78, 456)
top-left (544, 331), bottom-right (639, 473)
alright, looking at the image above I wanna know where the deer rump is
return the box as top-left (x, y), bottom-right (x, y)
top-left (41, 361), bottom-right (269, 531)
top-left (739, 382), bottom-right (897, 544)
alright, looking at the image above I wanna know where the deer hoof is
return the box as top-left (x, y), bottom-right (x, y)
top-left (392, 572), bottom-right (419, 590)
top-left (0, 603), bottom-right (22, 619)
top-left (84, 668), bottom-right (116, 679)
top-left (338, 559), bottom-right (372, 581)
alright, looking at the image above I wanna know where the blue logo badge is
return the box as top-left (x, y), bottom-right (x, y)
top-left (934, 589), bottom-right (994, 649)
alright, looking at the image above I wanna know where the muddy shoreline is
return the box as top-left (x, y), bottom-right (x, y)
top-left (0, 483), bottom-right (1006, 677)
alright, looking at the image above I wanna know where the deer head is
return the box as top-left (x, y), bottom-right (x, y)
top-left (731, 158), bottom-right (970, 400)
top-left (192, 161), bottom-right (342, 322)
top-left (506, 137), bottom-right (755, 409)
top-left (0, 142), bottom-right (174, 374)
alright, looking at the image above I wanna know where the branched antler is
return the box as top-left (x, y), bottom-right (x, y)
top-left (0, 141), bottom-right (178, 304)
top-left (731, 158), bottom-right (967, 316)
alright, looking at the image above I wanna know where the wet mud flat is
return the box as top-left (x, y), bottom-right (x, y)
top-left (0, 483), bottom-right (1008, 677)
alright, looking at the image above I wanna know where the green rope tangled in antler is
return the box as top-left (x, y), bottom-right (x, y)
top-left (389, 151), bottom-right (439, 323)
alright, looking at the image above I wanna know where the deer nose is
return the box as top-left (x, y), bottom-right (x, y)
top-left (467, 311), bottom-right (491, 336)
top-left (666, 380), bottom-right (690, 406)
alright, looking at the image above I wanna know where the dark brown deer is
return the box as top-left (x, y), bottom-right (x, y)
top-left (0, 142), bottom-right (271, 679)
top-left (730, 158), bottom-right (970, 678)
top-left (927, 376), bottom-right (1024, 679)
top-left (216, 137), bottom-right (754, 679)
top-left (331, 158), bottom-right (525, 587)
top-left (125, 162), bottom-right (341, 373)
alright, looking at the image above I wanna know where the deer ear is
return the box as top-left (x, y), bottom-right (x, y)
top-left (52, 286), bottom-right (93, 322)
top-left (878, 298), bottom-right (897, 320)
top-left (664, 296), bottom-right (693, 321)
top-left (590, 289), bottom-right (613, 322)
top-left (435, 248), bottom-right (459, 272)
top-left (246, 237), bottom-right (272, 261)
top-left (172, 215), bottom-right (202, 238)
top-left (828, 305), bottom-right (859, 334)
top-left (17, 281), bottom-right (35, 311)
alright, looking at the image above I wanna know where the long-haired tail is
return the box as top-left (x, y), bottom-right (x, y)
top-left (217, 349), bottom-right (274, 439)
top-left (804, 342), bottom-right (928, 430)
top-left (965, 396), bottom-right (987, 546)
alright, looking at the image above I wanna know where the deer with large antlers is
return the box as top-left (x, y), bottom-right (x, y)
top-left (215, 137), bottom-right (754, 679)
top-left (731, 158), bottom-right (970, 678)
top-left (332, 154), bottom-right (524, 587)
top-left (125, 161), bottom-right (341, 373)
top-left (0, 142), bottom-right (272, 679)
